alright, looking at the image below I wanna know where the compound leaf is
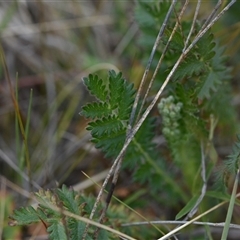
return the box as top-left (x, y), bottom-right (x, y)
top-left (87, 116), bottom-right (123, 137)
top-left (94, 128), bottom-right (126, 158)
top-left (81, 70), bottom-right (136, 158)
top-left (108, 70), bottom-right (125, 109)
top-left (9, 206), bottom-right (41, 226)
top-left (68, 218), bottom-right (86, 240)
top-left (57, 185), bottom-right (80, 214)
top-left (197, 45), bottom-right (231, 100)
top-left (47, 221), bottom-right (67, 240)
top-left (83, 74), bottom-right (108, 102)
top-left (198, 70), bottom-right (221, 99)
top-left (118, 82), bottom-right (135, 120)
top-left (81, 102), bottom-right (111, 119)
top-left (174, 57), bottom-right (207, 80)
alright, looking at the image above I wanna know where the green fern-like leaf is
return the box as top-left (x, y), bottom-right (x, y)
top-left (135, 0), bottom-right (172, 31)
top-left (214, 135), bottom-right (240, 193)
top-left (174, 58), bottom-right (207, 80)
top-left (164, 28), bottom-right (185, 51)
top-left (9, 185), bottom-right (100, 239)
top-left (10, 185), bottom-right (138, 239)
top-left (93, 126), bottom-right (126, 158)
top-left (87, 116), bottom-right (123, 137)
top-left (195, 31), bottom-right (215, 58)
top-left (80, 70), bottom-right (136, 157)
top-left (83, 74), bottom-right (108, 102)
top-left (57, 185), bottom-right (81, 214)
top-left (81, 70), bottom-right (176, 200)
top-left (135, 0), bottom-right (176, 72)
top-left (173, 28), bottom-right (216, 82)
top-left (225, 135), bottom-right (240, 174)
top-left (108, 71), bottom-right (125, 109)
top-left (153, 14), bottom-right (227, 102)
top-left (118, 82), bottom-right (136, 120)
top-left (47, 222), bottom-right (68, 240)
top-left (204, 83), bottom-right (236, 128)
top-left (81, 102), bottom-right (112, 119)
top-left (133, 163), bottom-right (153, 184)
top-left (35, 189), bottom-right (62, 221)
top-left (9, 206), bottom-right (41, 225)
top-left (68, 218), bottom-right (86, 240)
top-left (172, 27), bottom-right (229, 100)
top-left (198, 69), bottom-right (221, 99)
top-left (108, 70), bottom-right (136, 118)
top-left (197, 45), bottom-right (231, 99)
top-left (60, 187), bottom-right (89, 240)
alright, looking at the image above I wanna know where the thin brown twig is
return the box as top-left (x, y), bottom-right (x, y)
top-left (0, 151), bottom-right (40, 189)
top-left (0, 15), bottom-right (113, 38)
top-left (122, 220), bottom-right (240, 229)
top-left (183, 0), bottom-right (201, 51)
top-left (158, 201), bottom-right (227, 240)
top-left (138, 0), bottom-right (189, 120)
top-left (157, 176), bottom-right (239, 240)
top-left (0, 175), bottom-right (32, 198)
top-left (131, 0), bottom-right (178, 127)
top-left (200, 0), bottom-right (223, 32)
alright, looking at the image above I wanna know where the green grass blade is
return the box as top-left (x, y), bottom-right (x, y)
top-left (175, 195), bottom-right (199, 220)
top-left (20, 89), bottom-right (33, 169)
top-left (15, 75), bottom-right (21, 164)
top-left (221, 168), bottom-right (239, 240)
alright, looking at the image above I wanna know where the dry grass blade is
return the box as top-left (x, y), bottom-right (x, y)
top-left (200, 0), bottom-right (223, 31)
top-left (0, 150), bottom-right (40, 189)
top-left (129, 0), bottom-right (178, 128)
top-left (0, 46), bottom-right (33, 192)
top-left (122, 220), bottom-right (240, 230)
top-left (158, 191), bottom-right (240, 240)
top-left (138, 0), bottom-right (189, 119)
top-left (183, 0), bottom-right (201, 51)
top-left (0, 175), bottom-right (31, 199)
top-left (158, 201), bottom-right (227, 240)
top-left (0, 15), bottom-right (113, 38)
top-left (191, 0), bottom-right (236, 49)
